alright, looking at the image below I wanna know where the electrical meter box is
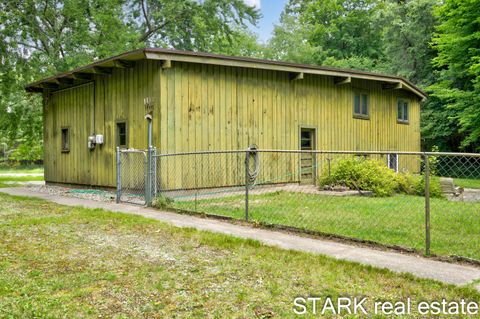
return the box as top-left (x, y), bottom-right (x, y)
top-left (95, 134), bottom-right (104, 144)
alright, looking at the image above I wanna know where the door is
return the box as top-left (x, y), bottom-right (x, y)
top-left (300, 128), bottom-right (316, 184)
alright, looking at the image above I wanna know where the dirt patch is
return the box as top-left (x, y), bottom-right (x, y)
top-left (27, 185), bottom-right (118, 203)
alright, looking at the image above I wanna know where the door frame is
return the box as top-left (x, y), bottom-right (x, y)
top-left (298, 125), bottom-right (318, 184)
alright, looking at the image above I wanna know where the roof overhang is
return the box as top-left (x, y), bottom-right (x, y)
top-left (26, 48), bottom-right (427, 101)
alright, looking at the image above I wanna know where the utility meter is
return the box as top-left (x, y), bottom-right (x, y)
top-left (95, 134), bottom-right (104, 144)
top-left (88, 135), bottom-right (96, 150)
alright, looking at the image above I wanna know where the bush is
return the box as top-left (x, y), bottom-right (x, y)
top-left (319, 157), bottom-right (443, 197)
top-left (152, 195), bottom-right (174, 209)
top-left (414, 175), bottom-right (443, 198)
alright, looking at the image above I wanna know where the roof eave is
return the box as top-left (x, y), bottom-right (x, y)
top-left (25, 47), bottom-right (427, 101)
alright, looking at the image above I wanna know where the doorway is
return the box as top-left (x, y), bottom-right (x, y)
top-left (299, 127), bottom-right (316, 184)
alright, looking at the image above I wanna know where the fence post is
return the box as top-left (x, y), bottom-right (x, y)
top-left (245, 149), bottom-right (250, 221)
top-left (116, 147), bottom-right (121, 203)
top-left (145, 147), bottom-right (153, 207)
top-left (424, 154), bottom-right (431, 256)
top-left (152, 147), bottom-right (157, 198)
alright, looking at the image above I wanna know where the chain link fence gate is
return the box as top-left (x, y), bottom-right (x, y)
top-left (116, 147), bottom-right (157, 205)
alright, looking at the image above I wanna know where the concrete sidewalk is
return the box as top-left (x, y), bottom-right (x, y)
top-left (1, 187), bottom-right (480, 290)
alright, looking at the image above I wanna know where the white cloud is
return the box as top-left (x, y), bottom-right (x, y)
top-left (243, 0), bottom-right (261, 9)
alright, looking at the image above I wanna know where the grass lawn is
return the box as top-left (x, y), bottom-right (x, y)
top-left (172, 191), bottom-right (480, 260)
top-left (0, 175), bottom-right (44, 182)
top-left (0, 166), bottom-right (43, 174)
top-left (455, 178), bottom-right (480, 189)
top-left (0, 193), bottom-right (479, 317)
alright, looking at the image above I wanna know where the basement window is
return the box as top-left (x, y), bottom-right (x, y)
top-left (353, 92), bottom-right (369, 119)
top-left (387, 154), bottom-right (398, 172)
top-left (116, 122), bottom-right (127, 148)
top-left (61, 128), bottom-right (70, 153)
top-left (397, 99), bottom-right (409, 124)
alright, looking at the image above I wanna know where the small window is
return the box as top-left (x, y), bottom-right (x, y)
top-left (397, 99), bottom-right (409, 123)
top-left (353, 92), bottom-right (369, 118)
top-left (387, 154), bottom-right (398, 172)
top-left (61, 128), bottom-right (70, 152)
top-left (300, 130), bottom-right (313, 149)
top-left (116, 122), bottom-right (127, 147)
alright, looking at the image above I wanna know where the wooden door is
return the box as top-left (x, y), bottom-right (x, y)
top-left (300, 128), bottom-right (316, 184)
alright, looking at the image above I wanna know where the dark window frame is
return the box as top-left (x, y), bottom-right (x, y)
top-left (116, 121), bottom-right (128, 148)
top-left (397, 98), bottom-right (410, 124)
top-left (299, 126), bottom-right (317, 151)
top-left (61, 127), bottom-right (70, 153)
top-left (353, 91), bottom-right (370, 120)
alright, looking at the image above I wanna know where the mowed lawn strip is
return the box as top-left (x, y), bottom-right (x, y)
top-left (172, 191), bottom-right (480, 260)
top-left (0, 175), bottom-right (44, 182)
top-left (1, 193), bottom-right (479, 318)
top-left (0, 166), bottom-right (43, 174)
top-left (455, 178), bottom-right (480, 189)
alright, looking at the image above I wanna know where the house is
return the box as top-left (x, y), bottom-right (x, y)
top-left (26, 48), bottom-right (426, 189)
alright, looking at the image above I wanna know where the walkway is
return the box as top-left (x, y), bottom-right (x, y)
top-left (1, 187), bottom-right (479, 290)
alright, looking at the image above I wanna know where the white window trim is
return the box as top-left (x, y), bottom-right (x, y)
top-left (387, 154), bottom-right (399, 172)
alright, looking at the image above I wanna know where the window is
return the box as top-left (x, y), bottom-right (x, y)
top-left (387, 154), bottom-right (398, 172)
top-left (397, 99), bottom-right (409, 123)
top-left (300, 129), bottom-right (314, 150)
top-left (116, 122), bottom-right (127, 147)
top-left (61, 128), bottom-right (70, 152)
top-left (299, 128), bottom-right (316, 183)
top-left (353, 92), bottom-right (369, 118)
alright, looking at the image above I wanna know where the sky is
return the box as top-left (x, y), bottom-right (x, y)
top-left (243, 0), bottom-right (289, 43)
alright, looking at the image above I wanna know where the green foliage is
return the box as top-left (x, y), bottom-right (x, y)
top-left (319, 157), bottom-right (442, 197)
top-left (420, 96), bottom-right (464, 151)
top-left (379, 0), bottom-right (439, 86)
top-left (428, 146), bottom-right (440, 176)
top-left (320, 157), bottom-right (402, 197)
top-left (0, 0), bottom-right (260, 162)
top-left (264, 11), bottom-right (317, 64)
top-left (152, 195), bottom-right (174, 209)
top-left (413, 175), bottom-right (443, 198)
top-left (429, 0), bottom-right (480, 151)
top-left (2, 0), bottom-right (479, 156)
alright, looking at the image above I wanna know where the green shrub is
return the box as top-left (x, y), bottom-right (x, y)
top-left (152, 195), bottom-right (174, 209)
top-left (319, 157), bottom-right (400, 196)
top-left (414, 175), bottom-right (443, 198)
top-left (319, 157), bottom-right (443, 197)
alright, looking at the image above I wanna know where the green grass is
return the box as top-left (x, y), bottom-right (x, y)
top-left (0, 175), bottom-right (44, 182)
top-left (0, 193), bottom-right (479, 317)
top-left (172, 191), bottom-right (480, 260)
top-left (0, 165), bottom-right (43, 174)
top-left (455, 178), bottom-right (480, 189)
top-left (0, 182), bottom-right (19, 188)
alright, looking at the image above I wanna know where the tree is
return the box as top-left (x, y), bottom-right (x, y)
top-left (429, 0), bottom-right (480, 150)
top-left (266, 0), bottom-right (387, 71)
top-left (264, 9), bottom-right (317, 64)
top-left (303, 0), bottom-right (383, 63)
top-left (380, 0), bottom-right (439, 86)
top-left (0, 0), bottom-right (260, 162)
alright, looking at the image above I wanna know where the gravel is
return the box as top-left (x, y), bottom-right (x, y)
top-left (26, 184), bottom-right (117, 203)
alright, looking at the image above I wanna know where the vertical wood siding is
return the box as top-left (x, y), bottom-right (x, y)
top-left (44, 60), bottom-right (421, 188)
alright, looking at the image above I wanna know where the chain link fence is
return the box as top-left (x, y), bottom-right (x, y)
top-left (117, 148), bottom-right (480, 262)
top-left (116, 148), bottom-right (148, 205)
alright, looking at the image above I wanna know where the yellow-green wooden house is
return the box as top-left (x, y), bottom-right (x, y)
top-left (26, 48), bottom-right (427, 189)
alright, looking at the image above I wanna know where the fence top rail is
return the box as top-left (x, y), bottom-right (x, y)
top-left (255, 149), bottom-right (480, 157)
top-left (154, 149), bottom-right (480, 157)
top-left (155, 149), bottom-right (248, 157)
top-left (119, 149), bottom-right (147, 154)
